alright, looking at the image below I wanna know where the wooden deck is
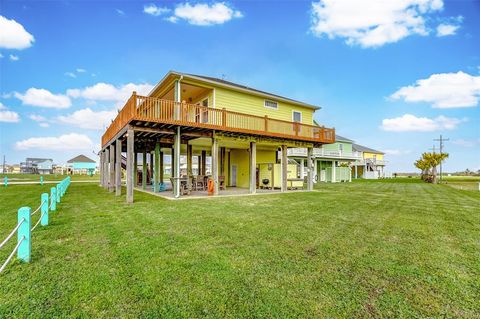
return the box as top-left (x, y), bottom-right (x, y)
top-left (102, 93), bottom-right (335, 147)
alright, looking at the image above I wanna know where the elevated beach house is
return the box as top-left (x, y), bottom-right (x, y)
top-left (351, 144), bottom-right (387, 179)
top-left (99, 71), bottom-right (335, 202)
top-left (288, 134), bottom-right (363, 183)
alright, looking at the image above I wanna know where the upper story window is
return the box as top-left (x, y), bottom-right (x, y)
top-left (339, 144), bottom-right (343, 151)
top-left (292, 111), bottom-right (302, 123)
top-left (264, 100), bottom-right (278, 109)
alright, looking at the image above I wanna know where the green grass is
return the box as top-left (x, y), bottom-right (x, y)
top-left (0, 181), bottom-right (479, 318)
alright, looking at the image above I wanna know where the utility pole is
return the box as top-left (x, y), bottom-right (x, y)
top-left (434, 135), bottom-right (449, 182)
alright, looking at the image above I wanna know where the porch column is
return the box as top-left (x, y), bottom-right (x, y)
top-left (249, 141), bottom-right (256, 194)
top-left (171, 147), bottom-right (175, 179)
top-left (281, 145), bottom-right (288, 192)
top-left (160, 150), bottom-right (164, 183)
top-left (104, 147), bottom-right (109, 190)
top-left (197, 155), bottom-right (202, 176)
top-left (109, 144), bottom-right (115, 192)
top-left (201, 150), bottom-right (206, 175)
top-left (349, 166), bottom-right (352, 182)
top-left (174, 127), bottom-right (181, 198)
top-left (154, 142), bottom-right (160, 192)
top-left (211, 137), bottom-right (219, 195)
top-left (307, 147), bottom-right (313, 191)
top-left (115, 139), bottom-right (122, 196)
top-left (149, 152), bottom-right (154, 182)
top-left (299, 159), bottom-right (305, 179)
top-left (332, 160), bottom-right (336, 183)
top-left (187, 143), bottom-right (193, 190)
top-left (133, 151), bottom-right (137, 187)
top-left (174, 80), bottom-right (181, 120)
top-left (314, 159), bottom-right (318, 184)
top-left (126, 128), bottom-right (134, 203)
top-left (142, 150), bottom-right (147, 190)
top-left (99, 150), bottom-right (104, 187)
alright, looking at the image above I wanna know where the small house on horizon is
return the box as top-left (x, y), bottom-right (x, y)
top-left (67, 155), bottom-right (97, 175)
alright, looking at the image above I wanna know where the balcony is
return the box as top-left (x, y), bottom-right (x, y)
top-left (102, 94), bottom-right (335, 147)
top-left (288, 148), bottom-right (363, 159)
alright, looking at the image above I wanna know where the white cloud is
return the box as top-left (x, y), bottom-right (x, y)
top-left (390, 71), bottom-right (480, 108)
top-left (0, 102), bottom-right (5, 110)
top-left (67, 82), bottom-right (153, 104)
top-left (0, 15), bottom-right (35, 49)
top-left (116, 9), bottom-right (125, 16)
top-left (15, 133), bottom-right (94, 151)
top-left (57, 108), bottom-right (117, 130)
top-left (0, 53), bottom-right (3, 58)
top-left (0, 110), bottom-right (20, 122)
top-left (29, 114), bottom-right (46, 122)
top-left (452, 138), bottom-right (480, 147)
top-left (310, 0), bottom-right (445, 48)
top-left (76, 68), bottom-right (86, 73)
top-left (9, 54), bottom-right (19, 61)
top-left (15, 88), bottom-right (72, 108)
top-left (39, 122), bottom-right (49, 128)
top-left (436, 23), bottom-right (460, 37)
top-left (384, 149), bottom-right (411, 155)
top-left (65, 72), bottom-right (77, 78)
top-left (144, 4), bottom-right (170, 16)
top-left (381, 114), bottom-right (465, 132)
top-left (169, 2), bottom-right (243, 26)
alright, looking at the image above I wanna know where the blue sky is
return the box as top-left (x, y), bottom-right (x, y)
top-left (0, 0), bottom-right (479, 172)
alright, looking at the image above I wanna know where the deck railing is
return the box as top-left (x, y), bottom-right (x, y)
top-left (102, 94), bottom-right (335, 146)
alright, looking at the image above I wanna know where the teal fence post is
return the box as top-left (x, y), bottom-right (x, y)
top-left (3, 176), bottom-right (7, 187)
top-left (41, 193), bottom-right (49, 226)
top-left (17, 207), bottom-right (31, 263)
top-left (50, 187), bottom-right (56, 211)
top-left (40, 176), bottom-right (43, 186)
top-left (56, 184), bottom-right (61, 203)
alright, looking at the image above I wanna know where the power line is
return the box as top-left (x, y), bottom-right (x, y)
top-left (434, 135), bottom-right (449, 182)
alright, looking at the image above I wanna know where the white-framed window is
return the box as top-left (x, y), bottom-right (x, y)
top-left (292, 111), bottom-right (302, 123)
top-left (264, 100), bottom-right (278, 109)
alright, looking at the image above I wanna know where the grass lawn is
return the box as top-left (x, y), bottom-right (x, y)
top-left (0, 181), bottom-right (479, 318)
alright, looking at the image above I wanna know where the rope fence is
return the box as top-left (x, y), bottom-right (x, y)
top-left (0, 176), bottom-right (71, 274)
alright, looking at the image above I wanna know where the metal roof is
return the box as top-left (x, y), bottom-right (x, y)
top-left (67, 154), bottom-right (96, 163)
top-left (352, 143), bottom-right (384, 154)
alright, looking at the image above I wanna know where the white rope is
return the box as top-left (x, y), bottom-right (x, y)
top-left (31, 210), bottom-right (47, 232)
top-left (0, 236), bottom-right (25, 273)
top-left (30, 200), bottom-right (46, 216)
top-left (0, 218), bottom-right (25, 250)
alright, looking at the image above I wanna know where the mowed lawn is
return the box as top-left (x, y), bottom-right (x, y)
top-left (0, 180), bottom-right (479, 318)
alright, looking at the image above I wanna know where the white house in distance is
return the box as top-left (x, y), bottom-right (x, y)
top-left (67, 155), bottom-right (97, 175)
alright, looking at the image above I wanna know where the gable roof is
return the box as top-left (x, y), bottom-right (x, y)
top-left (352, 143), bottom-right (384, 154)
top-left (149, 71), bottom-right (320, 110)
top-left (335, 134), bottom-right (354, 143)
top-left (67, 154), bottom-right (96, 163)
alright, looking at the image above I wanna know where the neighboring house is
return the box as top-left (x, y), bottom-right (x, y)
top-left (351, 144), bottom-right (387, 179)
top-left (99, 71), bottom-right (335, 202)
top-left (288, 134), bottom-right (364, 183)
top-left (67, 155), bottom-right (97, 175)
top-left (20, 158), bottom-right (53, 174)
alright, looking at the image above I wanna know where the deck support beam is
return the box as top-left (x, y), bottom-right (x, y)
top-left (109, 144), bottom-right (115, 192)
top-left (126, 128), bottom-right (134, 203)
top-left (314, 159), bottom-right (318, 184)
top-left (173, 127), bottom-right (181, 198)
top-left (307, 147), bottom-right (313, 191)
top-left (299, 158), bottom-right (305, 180)
top-left (115, 139), bottom-right (122, 196)
top-left (249, 142), bottom-right (256, 194)
top-left (332, 160), bottom-right (337, 183)
top-left (104, 148), bottom-right (109, 190)
top-left (99, 150), bottom-right (104, 187)
top-left (211, 137), bottom-right (219, 195)
top-left (354, 165), bottom-right (358, 179)
top-left (281, 145), bottom-right (288, 192)
top-left (160, 151), bottom-right (164, 184)
top-left (201, 150), bottom-right (206, 175)
top-left (142, 150), bottom-right (147, 190)
top-left (133, 151), bottom-right (137, 187)
top-left (187, 143), bottom-right (193, 190)
top-left (154, 142), bottom-right (160, 192)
